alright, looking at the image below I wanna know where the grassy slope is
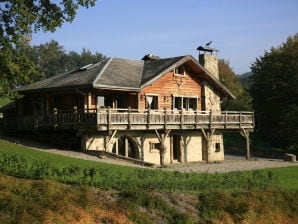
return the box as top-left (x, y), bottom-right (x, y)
top-left (0, 139), bottom-right (297, 191)
top-left (0, 139), bottom-right (298, 223)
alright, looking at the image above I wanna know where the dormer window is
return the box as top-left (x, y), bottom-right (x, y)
top-left (174, 65), bottom-right (185, 76)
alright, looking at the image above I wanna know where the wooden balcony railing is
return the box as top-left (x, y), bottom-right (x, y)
top-left (4, 108), bottom-right (254, 131)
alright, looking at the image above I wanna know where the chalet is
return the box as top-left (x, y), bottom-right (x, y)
top-left (0, 47), bottom-right (254, 166)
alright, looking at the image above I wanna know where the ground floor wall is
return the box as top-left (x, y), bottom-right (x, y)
top-left (80, 130), bottom-right (225, 165)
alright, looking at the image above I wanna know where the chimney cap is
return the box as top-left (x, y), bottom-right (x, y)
top-left (197, 46), bottom-right (219, 53)
top-left (141, 53), bottom-right (160, 61)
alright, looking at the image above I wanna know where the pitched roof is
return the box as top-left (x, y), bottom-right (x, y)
top-left (17, 55), bottom-right (235, 99)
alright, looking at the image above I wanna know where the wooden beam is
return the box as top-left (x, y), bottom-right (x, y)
top-left (107, 130), bottom-right (117, 146)
top-left (154, 130), bottom-right (162, 142)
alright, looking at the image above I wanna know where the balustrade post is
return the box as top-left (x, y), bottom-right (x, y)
top-left (239, 111), bottom-right (242, 128)
top-left (147, 107), bottom-right (151, 129)
top-left (128, 107), bottom-right (132, 129)
top-left (225, 110), bottom-right (227, 128)
top-left (195, 110), bottom-right (198, 129)
top-left (164, 108), bottom-right (168, 130)
top-left (107, 107), bottom-right (111, 130)
top-left (209, 109), bottom-right (213, 128)
top-left (53, 108), bottom-right (57, 127)
top-left (180, 109), bottom-right (184, 129)
top-left (74, 106), bottom-right (78, 124)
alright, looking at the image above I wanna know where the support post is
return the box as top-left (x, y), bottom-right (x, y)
top-left (241, 129), bottom-right (250, 160)
top-left (125, 137), bottom-right (129, 157)
top-left (201, 128), bottom-right (215, 162)
top-left (154, 129), bottom-right (171, 167)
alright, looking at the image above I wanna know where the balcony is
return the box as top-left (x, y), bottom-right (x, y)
top-left (3, 108), bottom-right (254, 132)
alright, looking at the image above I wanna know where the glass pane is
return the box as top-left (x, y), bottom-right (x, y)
top-left (97, 96), bottom-right (105, 108)
top-left (188, 98), bottom-right (197, 110)
top-left (174, 97), bottom-right (182, 110)
top-left (183, 98), bottom-right (188, 109)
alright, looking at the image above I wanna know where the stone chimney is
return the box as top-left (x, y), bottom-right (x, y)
top-left (197, 45), bottom-right (219, 79)
top-left (197, 45), bottom-right (221, 112)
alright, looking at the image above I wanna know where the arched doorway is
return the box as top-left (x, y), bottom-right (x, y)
top-left (114, 136), bottom-right (140, 159)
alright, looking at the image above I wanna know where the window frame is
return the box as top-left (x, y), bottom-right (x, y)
top-left (174, 65), bottom-right (185, 76)
top-left (145, 94), bottom-right (159, 110)
top-left (173, 95), bottom-right (198, 111)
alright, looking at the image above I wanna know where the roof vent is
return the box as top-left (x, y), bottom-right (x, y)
top-left (79, 63), bottom-right (93, 70)
top-left (141, 53), bottom-right (160, 61)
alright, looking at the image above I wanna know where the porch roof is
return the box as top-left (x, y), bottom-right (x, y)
top-left (16, 55), bottom-right (235, 99)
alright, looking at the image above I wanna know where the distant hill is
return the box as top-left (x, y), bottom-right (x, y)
top-left (238, 72), bottom-right (252, 89)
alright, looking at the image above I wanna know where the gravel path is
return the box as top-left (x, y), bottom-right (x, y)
top-left (166, 156), bottom-right (298, 173)
top-left (2, 137), bottom-right (297, 173)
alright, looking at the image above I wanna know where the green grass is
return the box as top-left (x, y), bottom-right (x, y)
top-left (0, 139), bottom-right (297, 192)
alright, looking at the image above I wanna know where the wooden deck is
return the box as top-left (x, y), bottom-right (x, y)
top-left (2, 108), bottom-right (254, 132)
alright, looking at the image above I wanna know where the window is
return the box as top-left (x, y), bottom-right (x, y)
top-left (146, 95), bottom-right (158, 110)
top-left (149, 142), bottom-right (161, 153)
top-left (174, 97), bottom-right (182, 110)
top-left (173, 96), bottom-right (197, 111)
top-left (97, 96), bottom-right (114, 108)
top-left (150, 142), bottom-right (161, 150)
top-left (215, 143), bottom-right (221, 152)
top-left (174, 65), bottom-right (185, 76)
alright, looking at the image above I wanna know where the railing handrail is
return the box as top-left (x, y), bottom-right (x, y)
top-left (49, 107), bottom-right (254, 115)
top-left (10, 108), bottom-right (254, 131)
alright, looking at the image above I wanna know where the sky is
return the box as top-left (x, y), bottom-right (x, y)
top-left (31, 0), bottom-right (298, 75)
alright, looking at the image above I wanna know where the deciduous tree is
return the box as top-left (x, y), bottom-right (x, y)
top-left (0, 0), bottom-right (97, 97)
top-left (219, 59), bottom-right (252, 111)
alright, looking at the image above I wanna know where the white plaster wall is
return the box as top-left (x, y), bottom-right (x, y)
top-left (84, 134), bottom-right (105, 151)
top-left (183, 135), bottom-right (203, 162)
top-left (142, 135), bottom-right (171, 165)
top-left (209, 134), bottom-right (224, 161)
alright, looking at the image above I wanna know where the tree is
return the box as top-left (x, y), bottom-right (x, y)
top-left (63, 48), bottom-right (105, 72)
top-left (250, 34), bottom-right (298, 150)
top-left (0, 0), bottom-right (97, 98)
top-left (28, 40), bottom-right (66, 78)
top-left (0, 40), bottom-right (41, 97)
top-left (219, 59), bottom-right (252, 111)
top-left (28, 40), bottom-right (105, 78)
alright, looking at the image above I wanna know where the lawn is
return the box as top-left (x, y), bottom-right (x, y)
top-left (0, 139), bottom-right (297, 192)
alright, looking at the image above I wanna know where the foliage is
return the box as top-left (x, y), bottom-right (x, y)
top-left (28, 40), bottom-right (105, 78)
top-left (219, 59), bottom-right (252, 111)
top-left (0, 96), bottom-right (11, 107)
top-left (0, 0), bottom-right (96, 45)
top-left (0, 0), bottom-right (97, 98)
top-left (250, 34), bottom-right (298, 150)
top-left (0, 41), bottom-right (41, 98)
